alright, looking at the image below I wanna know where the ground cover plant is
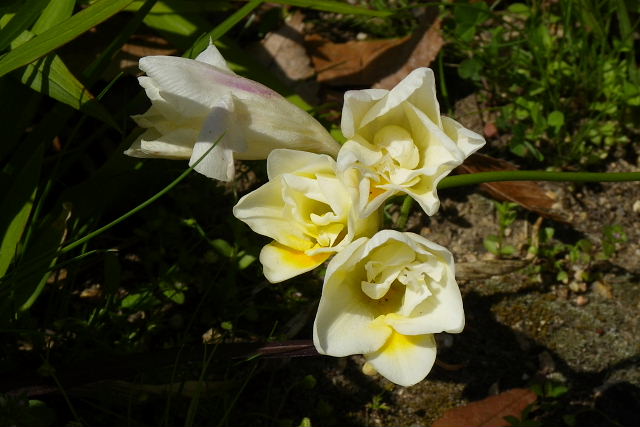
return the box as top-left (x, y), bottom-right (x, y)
top-left (1, 0), bottom-right (640, 426)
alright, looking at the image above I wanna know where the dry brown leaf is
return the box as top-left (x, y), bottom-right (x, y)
top-left (306, 8), bottom-right (442, 87)
top-left (432, 388), bottom-right (537, 427)
top-left (455, 153), bottom-right (567, 222)
top-left (306, 34), bottom-right (410, 86)
top-left (373, 18), bottom-right (443, 89)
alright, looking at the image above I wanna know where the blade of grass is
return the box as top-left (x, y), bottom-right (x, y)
top-left (83, 0), bottom-right (158, 84)
top-left (0, 0), bottom-right (49, 51)
top-left (268, 0), bottom-right (394, 16)
top-left (0, 0), bottom-right (134, 78)
top-left (60, 133), bottom-right (224, 254)
top-left (17, 44), bottom-right (118, 129)
top-left (184, 0), bottom-right (263, 58)
top-left (31, 0), bottom-right (76, 34)
top-left (0, 143), bottom-right (44, 278)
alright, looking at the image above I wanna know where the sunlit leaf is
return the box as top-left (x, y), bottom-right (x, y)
top-left (0, 0), bottom-right (49, 52)
top-left (0, 0), bottom-right (134, 78)
top-left (31, 0), bottom-right (75, 34)
top-left (0, 143), bottom-right (44, 278)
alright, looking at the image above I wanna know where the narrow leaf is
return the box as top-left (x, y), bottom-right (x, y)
top-left (0, 143), bottom-right (44, 278)
top-left (271, 0), bottom-right (393, 16)
top-left (184, 0), bottom-right (263, 58)
top-left (16, 204), bottom-right (72, 311)
top-left (0, 0), bottom-right (49, 52)
top-left (0, 0), bottom-right (134, 78)
top-left (31, 0), bottom-right (76, 34)
top-left (18, 47), bottom-right (118, 129)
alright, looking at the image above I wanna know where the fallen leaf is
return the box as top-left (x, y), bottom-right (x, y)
top-left (306, 8), bottom-right (442, 87)
top-left (306, 34), bottom-right (409, 86)
top-left (432, 388), bottom-right (537, 427)
top-left (373, 17), bottom-right (443, 89)
top-left (455, 153), bottom-right (567, 222)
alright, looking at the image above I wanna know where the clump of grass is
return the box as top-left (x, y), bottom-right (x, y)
top-left (444, 0), bottom-right (640, 167)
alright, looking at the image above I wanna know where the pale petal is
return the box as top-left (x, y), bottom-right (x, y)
top-left (266, 149), bottom-right (335, 180)
top-left (365, 332), bottom-right (436, 387)
top-left (359, 68), bottom-right (441, 132)
top-left (233, 177), bottom-right (312, 250)
top-left (341, 88), bottom-right (388, 138)
top-left (441, 116), bottom-right (486, 158)
top-left (260, 242), bottom-right (331, 283)
top-left (125, 128), bottom-right (194, 159)
top-left (195, 44), bottom-right (234, 73)
top-left (314, 238), bottom-right (393, 356)
top-left (188, 96), bottom-right (241, 181)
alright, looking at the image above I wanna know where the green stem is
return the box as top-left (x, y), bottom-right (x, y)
top-left (438, 170), bottom-right (640, 190)
top-left (396, 196), bottom-right (414, 229)
top-left (60, 134), bottom-right (223, 254)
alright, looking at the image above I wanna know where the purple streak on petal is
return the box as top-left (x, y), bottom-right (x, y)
top-left (211, 69), bottom-right (279, 98)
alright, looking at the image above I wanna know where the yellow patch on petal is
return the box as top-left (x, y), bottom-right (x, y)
top-left (369, 177), bottom-right (390, 202)
top-left (377, 330), bottom-right (421, 356)
top-left (271, 242), bottom-right (331, 269)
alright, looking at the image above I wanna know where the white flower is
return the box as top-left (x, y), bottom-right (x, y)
top-left (337, 68), bottom-right (485, 217)
top-left (313, 230), bottom-right (464, 387)
top-left (232, 149), bottom-right (379, 283)
top-left (125, 45), bottom-right (340, 181)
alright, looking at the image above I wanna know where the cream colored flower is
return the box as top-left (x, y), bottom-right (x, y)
top-left (232, 149), bottom-right (379, 283)
top-left (125, 45), bottom-right (340, 181)
top-left (313, 230), bottom-right (464, 386)
top-left (337, 68), bottom-right (485, 217)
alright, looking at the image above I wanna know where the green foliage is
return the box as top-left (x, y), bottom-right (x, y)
top-left (445, 0), bottom-right (640, 167)
top-left (483, 201), bottom-right (519, 257)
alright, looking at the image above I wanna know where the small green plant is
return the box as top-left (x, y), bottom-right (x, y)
top-left (445, 0), bottom-right (640, 167)
top-left (484, 201), bottom-right (519, 257)
top-left (366, 393), bottom-right (391, 411)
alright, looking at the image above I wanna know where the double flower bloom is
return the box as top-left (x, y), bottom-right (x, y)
top-left (126, 45), bottom-right (486, 387)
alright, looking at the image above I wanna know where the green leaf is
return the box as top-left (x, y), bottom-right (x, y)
top-left (184, 0), bottom-right (263, 58)
top-left (547, 110), bottom-right (564, 129)
top-left (0, 143), bottom-right (44, 278)
top-left (269, 0), bottom-right (393, 16)
top-left (483, 235), bottom-right (500, 255)
top-left (458, 57), bottom-right (482, 80)
top-left (0, 0), bottom-right (49, 52)
top-left (18, 48), bottom-right (118, 129)
top-left (124, 0), bottom-right (230, 13)
top-left (142, 0), bottom-right (210, 48)
top-left (16, 204), bottom-right (72, 311)
top-left (507, 3), bottom-right (530, 16)
top-left (31, 0), bottom-right (76, 34)
top-left (0, 0), bottom-right (134, 79)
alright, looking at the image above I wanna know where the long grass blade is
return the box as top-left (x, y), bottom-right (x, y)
top-left (0, 0), bottom-right (134, 78)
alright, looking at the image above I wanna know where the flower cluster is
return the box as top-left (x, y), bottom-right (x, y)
top-left (126, 45), bottom-right (485, 387)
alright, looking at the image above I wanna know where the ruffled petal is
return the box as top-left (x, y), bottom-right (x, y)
top-left (260, 242), bottom-right (331, 283)
top-left (365, 332), bottom-right (436, 387)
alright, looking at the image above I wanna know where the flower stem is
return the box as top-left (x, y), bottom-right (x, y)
top-left (438, 170), bottom-right (640, 190)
